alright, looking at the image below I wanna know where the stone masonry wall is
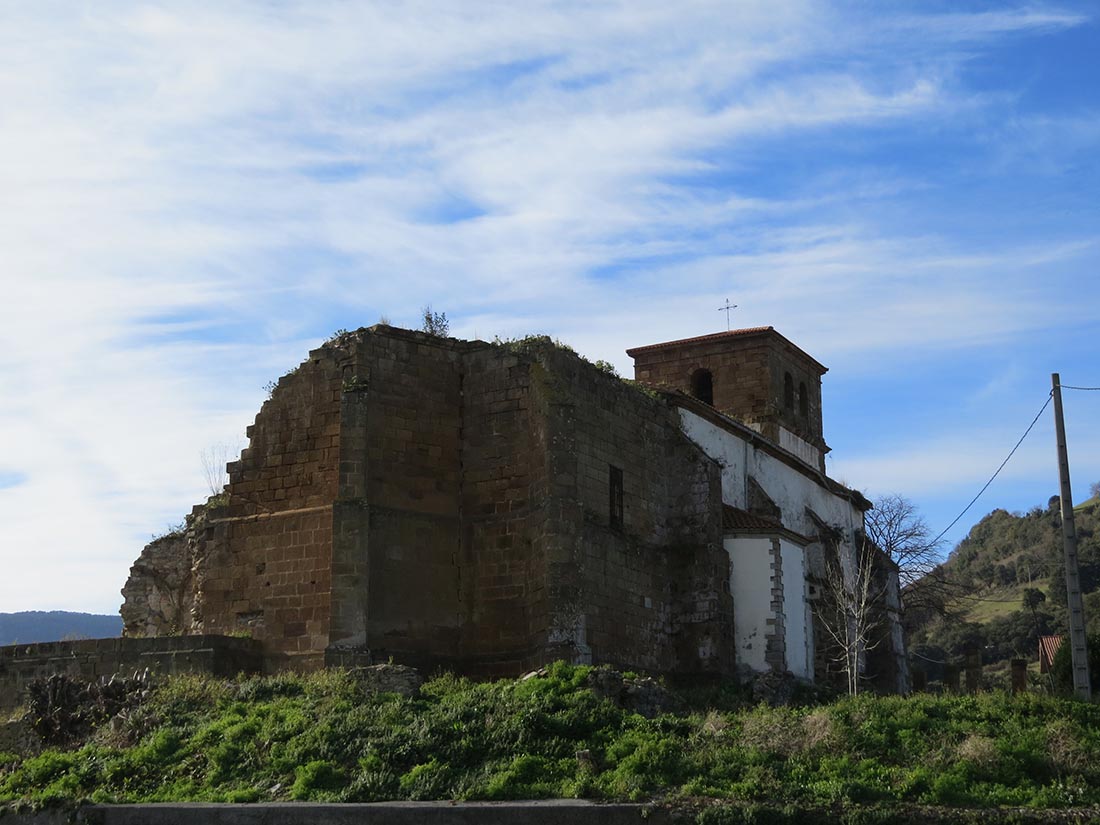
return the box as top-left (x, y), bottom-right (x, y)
top-left (122, 326), bottom-right (738, 680)
top-left (328, 331), bottom-right (549, 676)
top-left (528, 346), bottom-right (733, 676)
top-left (457, 347), bottom-right (544, 674)
top-left (189, 351), bottom-right (343, 669)
top-left (323, 329), bottom-right (734, 677)
top-left (630, 333), bottom-right (825, 450)
top-left (352, 331), bottom-right (467, 666)
top-left (0, 636), bottom-right (262, 713)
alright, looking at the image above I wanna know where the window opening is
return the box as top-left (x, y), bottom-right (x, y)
top-left (690, 368), bottom-right (714, 405)
top-left (609, 465), bottom-right (624, 530)
top-left (783, 372), bottom-right (794, 409)
top-left (799, 382), bottom-right (808, 417)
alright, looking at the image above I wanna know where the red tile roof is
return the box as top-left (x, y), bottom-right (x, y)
top-left (722, 505), bottom-right (782, 531)
top-left (625, 326), bottom-right (827, 373)
top-left (626, 327), bottom-right (776, 356)
top-left (1039, 635), bottom-right (1064, 673)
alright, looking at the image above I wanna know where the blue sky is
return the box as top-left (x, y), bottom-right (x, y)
top-left (1, 1), bottom-right (1097, 613)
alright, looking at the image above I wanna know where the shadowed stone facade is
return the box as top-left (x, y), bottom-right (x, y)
top-left (118, 324), bottom-right (908, 691)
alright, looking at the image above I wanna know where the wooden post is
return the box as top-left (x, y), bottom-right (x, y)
top-left (1052, 374), bottom-right (1092, 701)
top-left (964, 648), bottom-right (982, 694)
top-left (944, 663), bottom-right (960, 693)
top-left (1011, 659), bottom-right (1028, 694)
top-left (911, 668), bottom-right (927, 692)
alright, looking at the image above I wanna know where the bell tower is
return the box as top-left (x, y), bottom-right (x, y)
top-left (626, 327), bottom-right (829, 469)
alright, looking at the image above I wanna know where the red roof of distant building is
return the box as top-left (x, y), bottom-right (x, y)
top-left (1039, 635), bottom-right (1064, 673)
top-left (625, 326), bottom-right (827, 373)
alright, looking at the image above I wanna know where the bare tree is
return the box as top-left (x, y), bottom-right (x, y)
top-left (864, 494), bottom-right (970, 628)
top-left (865, 494), bottom-right (943, 588)
top-left (200, 443), bottom-right (240, 497)
top-left (816, 540), bottom-right (887, 696)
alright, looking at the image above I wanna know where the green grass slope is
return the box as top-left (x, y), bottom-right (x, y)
top-left (4, 664), bottom-right (1100, 812)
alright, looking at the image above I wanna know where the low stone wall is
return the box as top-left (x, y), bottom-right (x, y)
top-left (0, 635), bottom-right (263, 713)
top-left (0, 801), bottom-right (671, 825)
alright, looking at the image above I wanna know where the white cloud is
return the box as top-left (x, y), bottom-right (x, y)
top-left (0, 1), bottom-right (1095, 611)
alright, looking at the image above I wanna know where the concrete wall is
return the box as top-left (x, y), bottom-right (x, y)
top-left (1, 801), bottom-right (676, 825)
top-left (0, 636), bottom-right (262, 713)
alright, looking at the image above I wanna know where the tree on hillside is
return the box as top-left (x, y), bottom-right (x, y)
top-left (1022, 587), bottom-right (1046, 616)
top-left (1022, 586), bottom-right (1048, 641)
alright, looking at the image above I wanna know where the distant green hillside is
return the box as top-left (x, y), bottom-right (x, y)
top-left (0, 612), bottom-right (122, 646)
top-left (909, 496), bottom-right (1100, 680)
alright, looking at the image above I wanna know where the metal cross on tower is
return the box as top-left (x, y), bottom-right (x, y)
top-left (718, 298), bottom-right (738, 331)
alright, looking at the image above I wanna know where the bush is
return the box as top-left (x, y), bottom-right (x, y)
top-left (1049, 631), bottom-right (1100, 695)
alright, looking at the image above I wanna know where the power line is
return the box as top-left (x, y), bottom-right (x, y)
top-left (1061, 385), bottom-right (1100, 391)
top-left (930, 390), bottom-right (1054, 547)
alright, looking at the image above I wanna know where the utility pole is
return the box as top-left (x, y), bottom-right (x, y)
top-left (1052, 373), bottom-right (1092, 700)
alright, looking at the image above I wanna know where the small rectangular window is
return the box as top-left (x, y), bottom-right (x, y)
top-left (609, 465), bottom-right (624, 530)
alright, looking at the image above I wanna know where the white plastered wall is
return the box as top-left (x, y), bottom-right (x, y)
top-left (781, 538), bottom-right (812, 679)
top-left (725, 536), bottom-right (773, 673)
top-left (678, 409), bottom-right (862, 548)
top-left (681, 408), bottom-right (866, 681)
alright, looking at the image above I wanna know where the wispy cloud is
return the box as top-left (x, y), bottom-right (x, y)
top-left (0, 1), bottom-right (1096, 611)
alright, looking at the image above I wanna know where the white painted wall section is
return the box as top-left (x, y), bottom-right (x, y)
top-left (780, 539), bottom-right (812, 679)
top-left (679, 408), bottom-right (862, 542)
top-left (779, 427), bottom-right (822, 469)
top-left (725, 536), bottom-right (773, 673)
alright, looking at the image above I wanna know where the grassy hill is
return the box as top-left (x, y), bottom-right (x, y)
top-left (0, 612), bottom-right (122, 646)
top-left (3, 664), bottom-right (1100, 816)
top-left (908, 496), bottom-right (1100, 679)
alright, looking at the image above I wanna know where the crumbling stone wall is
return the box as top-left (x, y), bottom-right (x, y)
top-left (193, 351), bottom-right (343, 669)
top-left (0, 636), bottom-right (261, 713)
top-left (122, 326), bottom-right (738, 679)
top-left (120, 529), bottom-right (195, 638)
top-left (123, 348), bottom-right (344, 669)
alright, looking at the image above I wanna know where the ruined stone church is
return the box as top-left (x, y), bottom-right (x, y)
top-left (121, 324), bottom-right (908, 692)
